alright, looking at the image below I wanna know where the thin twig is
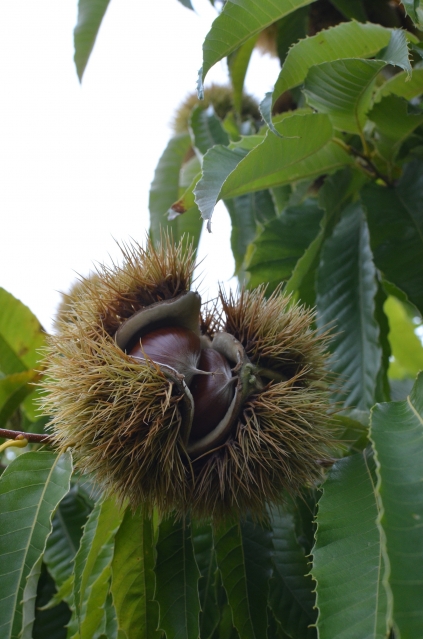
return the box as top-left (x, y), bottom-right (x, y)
top-left (349, 146), bottom-right (392, 186)
top-left (333, 138), bottom-right (392, 186)
top-left (0, 429), bottom-right (53, 444)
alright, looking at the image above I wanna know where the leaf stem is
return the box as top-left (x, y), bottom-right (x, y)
top-left (0, 437), bottom-right (29, 453)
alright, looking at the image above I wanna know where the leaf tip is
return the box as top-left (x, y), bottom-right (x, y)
top-left (197, 68), bottom-right (204, 100)
top-left (259, 92), bottom-right (284, 138)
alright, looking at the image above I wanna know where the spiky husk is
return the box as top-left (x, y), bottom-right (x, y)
top-left (191, 375), bottom-right (331, 519)
top-left (172, 84), bottom-right (261, 134)
top-left (220, 285), bottom-right (328, 382)
top-left (54, 272), bottom-right (101, 328)
top-left (42, 327), bottom-right (188, 513)
top-left (41, 238), bottom-right (333, 521)
top-left (42, 236), bottom-right (197, 513)
top-left (190, 287), bottom-right (332, 520)
top-left (60, 235), bottom-right (196, 338)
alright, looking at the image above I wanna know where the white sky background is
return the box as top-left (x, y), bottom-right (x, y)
top-left (0, 0), bottom-right (280, 332)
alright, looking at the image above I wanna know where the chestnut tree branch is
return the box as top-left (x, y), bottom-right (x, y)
top-left (333, 137), bottom-right (393, 186)
top-left (0, 428), bottom-right (53, 444)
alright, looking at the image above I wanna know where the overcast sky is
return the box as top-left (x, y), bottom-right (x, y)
top-left (0, 0), bottom-right (280, 332)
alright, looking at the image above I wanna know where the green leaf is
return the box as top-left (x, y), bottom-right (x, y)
top-left (21, 555), bottom-right (46, 639)
top-left (362, 158), bottom-right (423, 315)
top-left (318, 166), bottom-right (368, 221)
top-left (0, 451), bottom-right (72, 639)
top-left (73, 496), bottom-right (124, 628)
top-left (380, 29), bottom-right (412, 74)
top-left (0, 288), bottom-right (46, 375)
top-left (0, 370), bottom-right (38, 426)
top-left (79, 545), bottom-right (114, 639)
top-left (67, 604), bottom-right (79, 639)
top-left (33, 565), bottom-right (71, 639)
top-left (316, 202), bottom-right (382, 410)
top-left (214, 602), bottom-right (239, 639)
top-left (246, 200), bottom-right (323, 292)
top-left (268, 609), bottom-right (292, 639)
top-left (149, 133), bottom-right (203, 251)
top-left (270, 185), bottom-right (291, 215)
top-left (369, 95), bottom-right (423, 164)
top-left (103, 593), bottom-right (118, 639)
top-left (232, 134), bottom-right (267, 152)
top-left (292, 167), bottom-right (367, 306)
top-left (198, 0), bottom-right (316, 93)
top-left (285, 228), bottom-right (324, 303)
top-left (150, 133), bottom-right (191, 225)
top-left (155, 516), bottom-right (201, 639)
top-left (74, 0), bottom-right (111, 82)
top-left (402, 0), bottom-right (423, 25)
top-left (190, 105), bottom-right (230, 156)
top-left (169, 172), bottom-right (201, 216)
top-left (213, 519), bottom-right (273, 639)
top-left (259, 93), bottom-right (280, 138)
top-left (262, 103), bottom-right (313, 140)
top-left (268, 507), bottom-right (317, 639)
top-left (44, 484), bottom-right (92, 588)
top-left (303, 31), bottom-right (410, 135)
top-left (222, 111), bottom-right (242, 141)
top-left (195, 113), bottom-right (352, 229)
top-left (371, 373), bottom-right (423, 638)
top-left (194, 144), bottom-right (250, 231)
top-left (192, 520), bottom-right (220, 639)
top-left (220, 114), bottom-right (353, 197)
top-left (333, 412), bottom-right (370, 454)
top-left (180, 152), bottom-right (202, 189)
top-left (304, 59), bottom-right (385, 134)
top-left (169, 154), bottom-right (204, 222)
top-left (312, 452), bottom-right (390, 639)
top-left (374, 282), bottom-right (391, 404)
top-left (224, 189), bottom-right (276, 276)
top-left (384, 296), bottom-right (423, 379)
top-left (390, 378), bottom-right (415, 402)
top-left (41, 574), bottom-right (74, 610)
top-left (272, 21), bottom-right (391, 107)
top-left (376, 66), bottom-right (423, 102)
top-left (111, 507), bottom-right (159, 639)
top-left (228, 36), bottom-right (258, 115)
top-left (69, 527), bottom-right (118, 639)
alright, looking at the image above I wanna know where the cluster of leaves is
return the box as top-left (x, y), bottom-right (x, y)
top-left (0, 288), bottom-right (422, 639)
top-left (1, 0), bottom-right (423, 637)
top-left (0, 289), bottom-right (48, 435)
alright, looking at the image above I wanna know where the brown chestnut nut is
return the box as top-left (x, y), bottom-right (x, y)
top-left (129, 326), bottom-right (202, 384)
top-left (190, 348), bottom-right (235, 441)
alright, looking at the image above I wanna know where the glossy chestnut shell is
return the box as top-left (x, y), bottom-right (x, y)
top-left (190, 348), bottom-right (235, 441)
top-left (128, 325), bottom-right (202, 385)
top-left (117, 293), bottom-right (245, 458)
top-left (127, 323), bottom-right (237, 449)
